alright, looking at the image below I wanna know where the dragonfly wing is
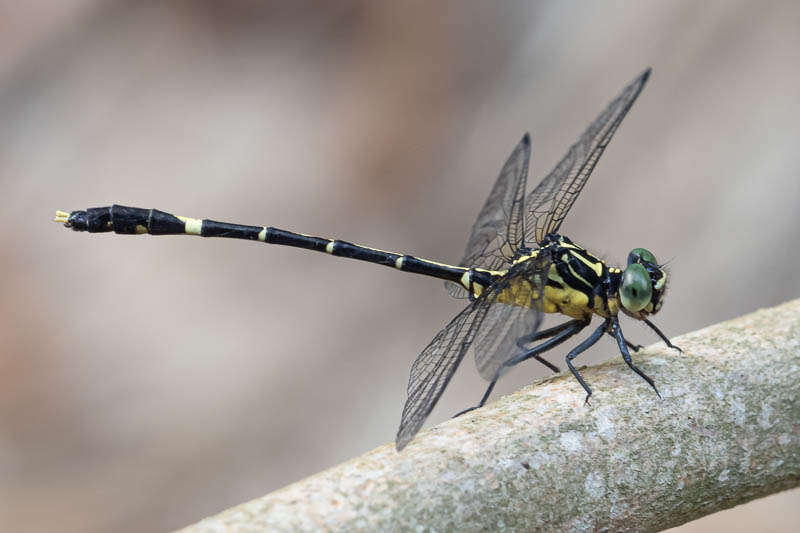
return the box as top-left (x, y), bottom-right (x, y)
top-left (396, 253), bottom-right (551, 450)
top-left (472, 252), bottom-right (550, 381)
top-left (445, 135), bottom-right (531, 298)
top-left (525, 68), bottom-right (651, 245)
top-left (395, 299), bottom-right (491, 450)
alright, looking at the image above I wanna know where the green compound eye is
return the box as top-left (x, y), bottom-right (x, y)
top-left (627, 247), bottom-right (657, 266)
top-left (620, 263), bottom-right (653, 312)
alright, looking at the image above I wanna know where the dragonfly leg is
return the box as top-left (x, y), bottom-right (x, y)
top-left (611, 316), bottom-right (661, 398)
top-left (452, 381), bottom-right (499, 419)
top-left (643, 318), bottom-right (682, 353)
top-left (565, 318), bottom-right (609, 405)
top-left (516, 319), bottom-right (585, 373)
top-left (453, 319), bottom-right (587, 418)
top-left (517, 319), bottom-right (584, 344)
top-left (606, 330), bottom-right (643, 352)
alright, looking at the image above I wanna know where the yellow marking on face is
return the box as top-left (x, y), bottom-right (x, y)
top-left (325, 241), bottom-right (335, 254)
top-left (177, 216), bottom-right (203, 235)
top-left (655, 274), bottom-right (666, 291)
top-left (395, 256), bottom-right (404, 269)
top-left (258, 228), bottom-right (267, 242)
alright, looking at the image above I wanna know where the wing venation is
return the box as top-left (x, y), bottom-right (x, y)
top-left (525, 69), bottom-right (651, 245)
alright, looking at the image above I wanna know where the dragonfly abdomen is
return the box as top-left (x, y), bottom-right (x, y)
top-left (58, 204), bottom-right (476, 286)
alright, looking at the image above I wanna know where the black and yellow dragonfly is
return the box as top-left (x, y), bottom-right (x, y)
top-left (55, 67), bottom-right (679, 451)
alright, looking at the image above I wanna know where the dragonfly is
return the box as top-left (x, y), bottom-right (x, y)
top-left (55, 67), bottom-right (679, 451)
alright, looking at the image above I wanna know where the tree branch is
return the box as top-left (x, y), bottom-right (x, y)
top-left (178, 299), bottom-right (800, 532)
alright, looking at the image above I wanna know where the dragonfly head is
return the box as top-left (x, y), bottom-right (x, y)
top-left (619, 247), bottom-right (667, 318)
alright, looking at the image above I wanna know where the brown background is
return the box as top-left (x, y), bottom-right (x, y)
top-left (1, 1), bottom-right (798, 532)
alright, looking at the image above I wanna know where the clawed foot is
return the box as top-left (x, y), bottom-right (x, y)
top-left (651, 383), bottom-right (662, 400)
top-left (452, 406), bottom-right (478, 419)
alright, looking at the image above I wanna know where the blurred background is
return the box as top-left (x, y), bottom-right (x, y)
top-left (1, 1), bottom-right (798, 531)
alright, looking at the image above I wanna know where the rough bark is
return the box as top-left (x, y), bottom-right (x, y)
top-left (178, 299), bottom-right (800, 532)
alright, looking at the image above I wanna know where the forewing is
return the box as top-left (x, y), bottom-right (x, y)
top-left (446, 135), bottom-right (530, 298)
top-left (525, 69), bottom-right (651, 245)
top-left (395, 300), bottom-right (491, 450)
top-left (472, 252), bottom-right (550, 380)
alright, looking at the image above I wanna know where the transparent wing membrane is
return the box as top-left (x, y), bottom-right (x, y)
top-left (445, 135), bottom-right (531, 298)
top-left (397, 253), bottom-right (551, 449)
top-left (396, 300), bottom-right (489, 450)
top-left (445, 69), bottom-right (649, 300)
top-left (525, 69), bottom-right (651, 244)
top-left (472, 253), bottom-right (550, 380)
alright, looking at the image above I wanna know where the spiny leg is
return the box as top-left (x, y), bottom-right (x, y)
top-left (611, 316), bottom-right (661, 398)
top-left (643, 318), bottom-right (682, 352)
top-left (515, 320), bottom-right (585, 373)
top-left (565, 318), bottom-right (610, 405)
top-left (453, 319), bottom-right (588, 418)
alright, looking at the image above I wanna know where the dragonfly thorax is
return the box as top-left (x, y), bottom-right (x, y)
top-left (537, 234), bottom-right (668, 322)
top-left (536, 234), bottom-right (611, 320)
